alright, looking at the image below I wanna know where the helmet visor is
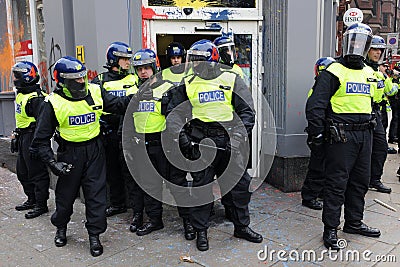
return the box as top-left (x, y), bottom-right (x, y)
top-left (132, 58), bottom-right (155, 67)
top-left (186, 50), bottom-right (210, 63)
top-left (113, 51), bottom-right (133, 58)
top-left (218, 43), bottom-right (237, 65)
top-left (343, 32), bottom-right (372, 58)
top-left (60, 70), bottom-right (87, 79)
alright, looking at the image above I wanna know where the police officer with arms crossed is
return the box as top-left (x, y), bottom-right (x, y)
top-left (126, 49), bottom-right (166, 235)
top-left (301, 57), bottom-right (335, 210)
top-left (91, 41), bottom-right (138, 217)
top-left (11, 61), bottom-right (50, 219)
top-left (166, 40), bottom-right (262, 251)
top-left (306, 23), bottom-right (381, 250)
top-left (364, 35), bottom-right (397, 194)
top-left (29, 56), bottom-right (152, 257)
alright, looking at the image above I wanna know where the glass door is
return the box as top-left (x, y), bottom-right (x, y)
top-left (147, 19), bottom-right (261, 177)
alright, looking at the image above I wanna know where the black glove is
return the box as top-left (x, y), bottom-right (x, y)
top-left (10, 138), bottom-right (18, 153)
top-left (10, 131), bottom-right (19, 153)
top-left (179, 131), bottom-right (192, 157)
top-left (227, 132), bottom-right (245, 153)
top-left (386, 68), bottom-right (394, 76)
top-left (48, 160), bottom-right (73, 176)
top-left (136, 85), bottom-right (153, 101)
top-left (306, 133), bottom-right (324, 151)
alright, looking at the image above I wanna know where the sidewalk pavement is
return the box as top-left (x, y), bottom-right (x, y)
top-left (0, 152), bottom-right (399, 267)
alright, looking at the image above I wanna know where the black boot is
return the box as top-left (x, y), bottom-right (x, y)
top-left (183, 218), bottom-right (196, 240)
top-left (369, 181), bottom-right (392, 194)
top-left (136, 218), bottom-right (164, 236)
top-left (54, 227), bottom-right (67, 247)
top-left (89, 234), bottom-right (103, 257)
top-left (323, 227), bottom-right (340, 250)
top-left (302, 199), bottom-right (323, 210)
top-left (234, 226), bottom-right (263, 243)
top-left (196, 230), bottom-right (209, 251)
top-left (25, 205), bottom-right (48, 219)
top-left (129, 212), bottom-right (143, 233)
top-left (15, 199), bottom-right (35, 211)
top-left (105, 206), bottom-right (127, 217)
top-left (343, 221), bottom-right (381, 237)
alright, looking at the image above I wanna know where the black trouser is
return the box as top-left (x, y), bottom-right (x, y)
top-left (388, 96), bottom-right (398, 141)
top-left (131, 141), bottom-right (165, 219)
top-left (189, 134), bottom-right (252, 231)
top-left (322, 129), bottom-right (372, 228)
top-left (167, 164), bottom-right (191, 219)
top-left (301, 144), bottom-right (325, 201)
top-left (17, 131), bottom-right (50, 205)
top-left (370, 113), bottom-right (388, 185)
top-left (119, 146), bottom-right (141, 210)
top-left (381, 106), bottom-right (388, 131)
top-left (51, 138), bottom-right (107, 235)
top-left (103, 130), bottom-right (126, 207)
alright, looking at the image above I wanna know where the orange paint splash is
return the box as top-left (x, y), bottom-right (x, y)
top-left (0, 33), bottom-right (14, 92)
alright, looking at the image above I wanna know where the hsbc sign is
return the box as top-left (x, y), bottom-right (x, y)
top-left (343, 8), bottom-right (364, 26)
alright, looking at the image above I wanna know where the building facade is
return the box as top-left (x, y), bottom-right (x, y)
top-left (1, 0), bottom-right (396, 191)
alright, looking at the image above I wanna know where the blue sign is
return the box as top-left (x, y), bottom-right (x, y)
top-left (377, 80), bottom-right (385, 89)
top-left (69, 113), bottom-right (96, 125)
top-left (16, 103), bottom-right (21, 114)
top-left (138, 101), bottom-right (155, 112)
top-left (346, 82), bottom-right (370, 95)
top-left (108, 90), bottom-right (126, 97)
top-left (198, 90), bottom-right (225, 103)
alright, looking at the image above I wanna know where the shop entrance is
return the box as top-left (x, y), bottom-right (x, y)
top-left (145, 19), bottom-right (262, 176)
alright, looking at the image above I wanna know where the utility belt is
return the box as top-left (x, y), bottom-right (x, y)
top-left (15, 126), bottom-right (35, 134)
top-left (133, 137), bottom-right (162, 147)
top-left (56, 134), bottom-right (100, 149)
top-left (327, 119), bottom-right (376, 143)
top-left (133, 132), bottom-right (162, 147)
top-left (190, 124), bottom-right (228, 139)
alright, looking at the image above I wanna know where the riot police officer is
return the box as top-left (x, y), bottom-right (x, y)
top-left (162, 42), bottom-right (187, 85)
top-left (166, 40), bottom-right (262, 251)
top-left (213, 36), bottom-right (244, 79)
top-left (301, 57), bottom-right (335, 210)
top-left (160, 42), bottom-right (196, 240)
top-left (306, 23), bottom-right (381, 250)
top-left (11, 61), bottom-right (50, 219)
top-left (126, 48), bottom-right (167, 236)
top-left (365, 35), bottom-right (397, 194)
top-left (30, 56), bottom-right (151, 257)
top-left (91, 41), bottom-right (138, 217)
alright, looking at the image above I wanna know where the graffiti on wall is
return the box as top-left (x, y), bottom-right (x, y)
top-left (0, 33), bottom-right (14, 92)
top-left (148, 0), bottom-right (255, 8)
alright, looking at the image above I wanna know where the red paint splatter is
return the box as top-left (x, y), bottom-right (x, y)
top-left (87, 69), bottom-right (98, 81)
top-left (141, 7), bottom-right (168, 19)
top-left (38, 61), bottom-right (49, 93)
